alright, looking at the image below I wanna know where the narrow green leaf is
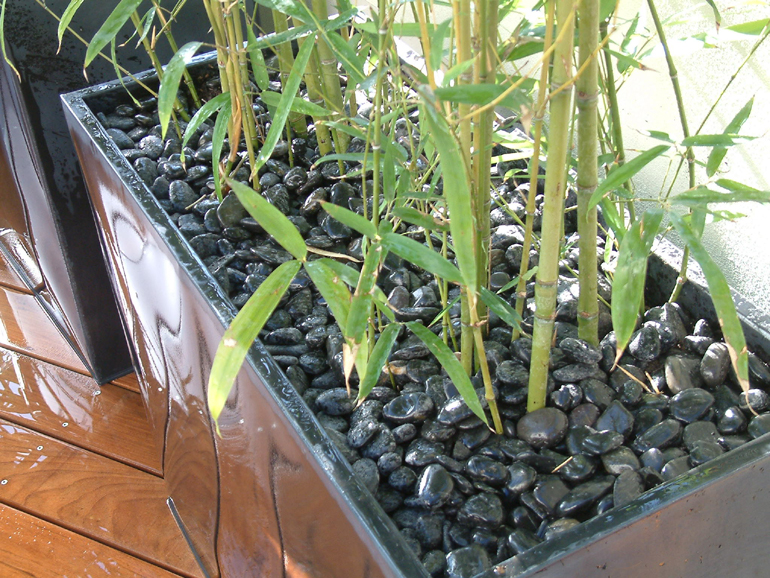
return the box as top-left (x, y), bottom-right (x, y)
top-left (429, 19), bottom-right (452, 72)
top-left (58, 0), bottom-right (87, 50)
top-left (211, 102), bottom-right (232, 201)
top-left (726, 18), bottom-right (769, 36)
top-left (680, 133), bottom-right (755, 147)
top-left (181, 92), bottom-right (230, 162)
top-left (703, 0), bottom-right (721, 29)
top-left (612, 209), bottom-right (663, 357)
top-left (208, 260), bottom-right (301, 429)
top-left (246, 9), bottom-right (358, 51)
top-left (442, 59), bottom-right (475, 86)
top-left (84, 0), bottom-right (143, 67)
top-left (320, 202), bottom-right (378, 239)
top-left (228, 180), bottom-right (308, 261)
top-left (392, 206), bottom-right (448, 232)
top-left (479, 287), bottom-right (522, 330)
top-left (672, 185), bottom-right (770, 207)
top-left (159, 41), bottom-right (202, 138)
top-left (134, 7), bottom-right (157, 47)
top-left (253, 33), bottom-right (315, 175)
top-left (707, 97), bottom-right (754, 177)
top-left (435, 82), bottom-right (534, 111)
top-left (260, 89), bottom-right (332, 117)
top-left (671, 214), bottom-right (749, 391)
top-left (383, 146), bottom-right (396, 204)
top-left (318, 258), bottom-right (393, 320)
top-left (502, 40), bottom-right (544, 63)
top-left (589, 145), bottom-right (670, 209)
top-left (380, 233), bottom-right (463, 285)
top-left (257, 0), bottom-right (313, 22)
top-left (305, 260), bottom-right (352, 329)
top-left (247, 28), bottom-right (270, 91)
top-left (391, 22), bottom-right (423, 36)
top-left (419, 89), bottom-right (477, 291)
top-left (326, 30), bottom-right (365, 86)
top-left (406, 322), bottom-right (488, 425)
top-left (357, 323), bottom-right (400, 400)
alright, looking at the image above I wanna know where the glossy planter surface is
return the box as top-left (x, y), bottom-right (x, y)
top-left (62, 58), bottom-right (770, 577)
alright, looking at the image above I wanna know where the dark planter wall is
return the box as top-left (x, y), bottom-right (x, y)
top-left (0, 0), bottom-right (213, 383)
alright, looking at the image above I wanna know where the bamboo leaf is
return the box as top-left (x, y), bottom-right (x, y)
top-left (134, 7), bottom-right (157, 47)
top-left (326, 30), bottom-right (365, 86)
top-left (380, 233), bottom-right (463, 285)
top-left (246, 9), bottom-right (357, 51)
top-left (429, 19), bottom-right (452, 72)
top-left (442, 58), bottom-right (475, 86)
top-left (58, 0), bottom-right (87, 50)
top-left (181, 92), bottom-right (230, 162)
top-left (357, 323), bottom-right (400, 401)
top-left (407, 322), bottom-right (488, 425)
top-left (392, 206), bottom-right (449, 232)
top-left (247, 28), bottom-right (270, 91)
top-left (611, 209), bottom-right (663, 359)
top-left (707, 97), bottom-right (754, 177)
top-left (671, 214), bottom-right (749, 391)
top-left (208, 260), bottom-right (301, 429)
top-left (84, 0), bottom-right (144, 67)
top-left (672, 184), bottom-right (770, 207)
top-left (435, 82), bottom-right (534, 111)
top-left (260, 89), bottom-right (331, 116)
top-left (680, 133), bottom-right (756, 147)
top-left (0, 0), bottom-right (20, 80)
top-left (726, 18), bottom-right (769, 36)
top-left (704, 0), bottom-right (721, 29)
top-left (228, 180), bottom-right (308, 261)
top-left (211, 103), bottom-right (232, 201)
top-left (588, 145), bottom-right (670, 209)
top-left (253, 33), bottom-right (315, 174)
top-left (503, 40), bottom-right (544, 63)
top-left (480, 287), bottom-right (522, 330)
top-left (159, 42), bottom-right (202, 139)
top-left (318, 258), bottom-right (393, 320)
top-left (257, 0), bottom-right (313, 23)
top-left (305, 260), bottom-right (352, 329)
top-left (418, 90), bottom-right (477, 291)
top-left (320, 202), bottom-right (378, 238)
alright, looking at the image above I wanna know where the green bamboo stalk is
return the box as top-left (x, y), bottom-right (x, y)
top-left (513, 0), bottom-right (555, 340)
top-left (293, 24), bottom-right (333, 155)
top-left (600, 21), bottom-right (634, 222)
top-left (527, 0), bottom-right (575, 412)
top-left (310, 0), bottom-right (350, 153)
top-left (645, 0), bottom-right (695, 303)
top-left (471, 0), bottom-right (500, 326)
top-left (454, 0), bottom-right (475, 375)
top-left (271, 11), bottom-right (308, 137)
top-left (576, 0), bottom-right (599, 346)
top-left (149, 0), bottom-right (201, 108)
top-left (202, 0), bottom-right (236, 150)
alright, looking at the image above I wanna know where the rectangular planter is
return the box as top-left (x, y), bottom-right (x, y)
top-left (62, 55), bottom-right (770, 578)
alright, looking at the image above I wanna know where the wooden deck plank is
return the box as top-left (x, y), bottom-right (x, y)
top-left (0, 419), bottom-right (203, 578)
top-left (113, 371), bottom-right (141, 394)
top-left (0, 502), bottom-right (184, 578)
top-left (0, 348), bottom-right (162, 475)
top-left (0, 285), bottom-right (88, 374)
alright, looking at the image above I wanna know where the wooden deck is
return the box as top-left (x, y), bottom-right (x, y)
top-left (0, 278), bottom-right (204, 576)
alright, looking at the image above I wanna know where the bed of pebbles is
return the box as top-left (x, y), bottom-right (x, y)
top-left (98, 94), bottom-right (770, 578)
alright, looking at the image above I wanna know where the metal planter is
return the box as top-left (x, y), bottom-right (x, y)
top-left (62, 56), bottom-right (770, 578)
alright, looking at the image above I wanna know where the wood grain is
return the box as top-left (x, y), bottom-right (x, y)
top-left (0, 419), bottom-right (203, 578)
top-left (113, 371), bottom-right (141, 393)
top-left (0, 286), bottom-right (88, 374)
top-left (0, 348), bottom-right (161, 475)
top-left (0, 502), bottom-right (184, 578)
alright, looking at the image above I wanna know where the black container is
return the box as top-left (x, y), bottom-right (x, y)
top-left (61, 54), bottom-right (770, 577)
top-left (0, 1), bottom-right (212, 382)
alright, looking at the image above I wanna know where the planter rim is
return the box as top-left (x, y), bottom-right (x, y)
top-left (61, 53), bottom-right (770, 578)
